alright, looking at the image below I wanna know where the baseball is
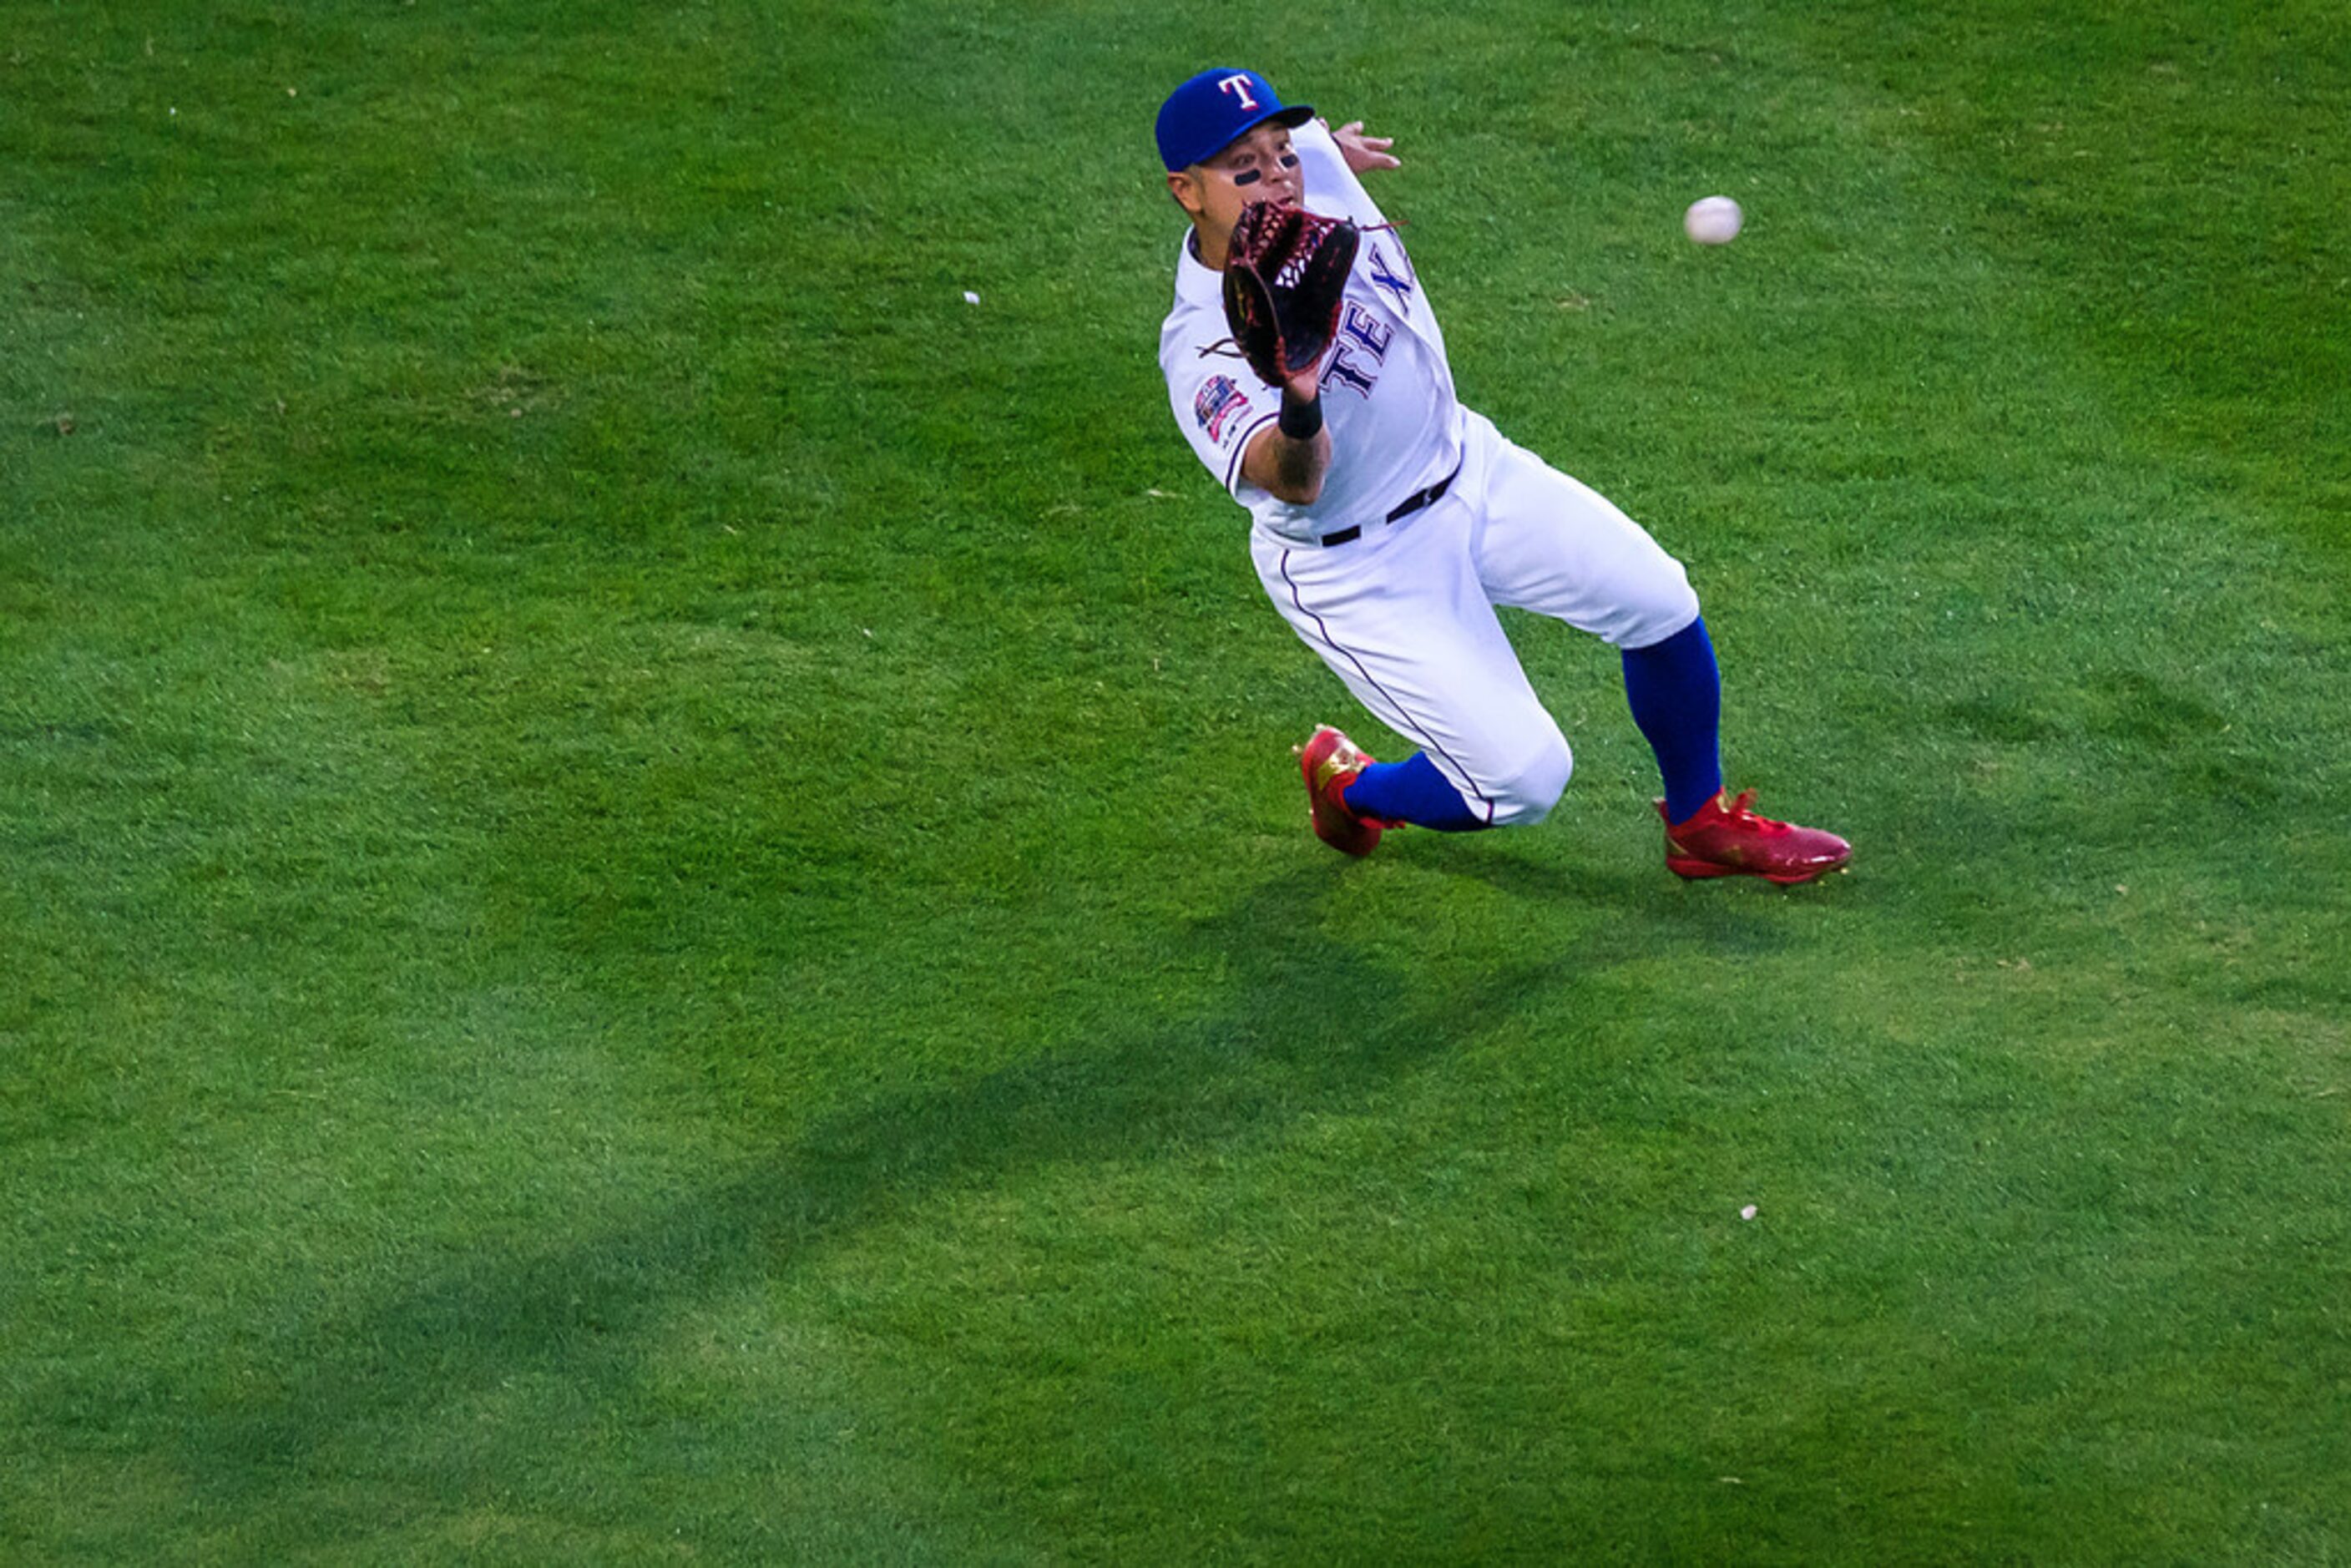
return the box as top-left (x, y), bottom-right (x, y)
top-left (1684, 195), bottom-right (1742, 245)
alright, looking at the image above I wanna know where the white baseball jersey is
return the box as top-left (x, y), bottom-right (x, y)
top-left (1157, 119), bottom-right (1465, 546)
top-left (1155, 115), bottom-right (1700, 827)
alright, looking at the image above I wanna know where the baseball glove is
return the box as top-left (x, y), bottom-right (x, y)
top-left (1221, 200), bottom-right (1360, 389)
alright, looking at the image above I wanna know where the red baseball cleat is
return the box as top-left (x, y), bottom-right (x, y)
top-left (1660, 789), bottom-right (1851, 885)
top-left (1296, 726), bottom-right (1391, 857)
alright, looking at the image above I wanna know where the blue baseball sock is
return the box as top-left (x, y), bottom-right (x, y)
top-left (1342, 751), bottom-right (1488, 832)
top-left (1622, 616), bottom-right (1725, 825)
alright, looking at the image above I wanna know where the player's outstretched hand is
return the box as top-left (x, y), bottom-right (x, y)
top-left (1333, 120), bottom-right (1399, 175)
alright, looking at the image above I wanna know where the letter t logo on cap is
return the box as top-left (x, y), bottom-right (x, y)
top-left (1217, 73), bottom-right (1261, 112)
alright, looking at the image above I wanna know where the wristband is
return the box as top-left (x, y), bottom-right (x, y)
top-left (1277, 389), bottom-right (1324, 441)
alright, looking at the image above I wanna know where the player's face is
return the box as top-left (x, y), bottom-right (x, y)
top-left (1170, 123), bottom-right (1303, 237)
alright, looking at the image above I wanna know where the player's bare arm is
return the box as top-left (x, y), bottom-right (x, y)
top-left (1238, 362), bottom-right (1331, 503)
top-left (1236, 115), bottom-right (1391, 503)
top-left (1239, 117), bottom-right (1388, 501)
top-left (1237, 118), bottom-right (1387, 501)
top-left (1231, 196), bottom-right (1338, 503)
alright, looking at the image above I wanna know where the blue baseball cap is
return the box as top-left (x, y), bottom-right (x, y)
top-left (1155, 68), bottom-right (1314, 172)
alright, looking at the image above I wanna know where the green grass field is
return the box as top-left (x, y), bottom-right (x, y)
top-left (6, 1), bottom-right (2348, 1560)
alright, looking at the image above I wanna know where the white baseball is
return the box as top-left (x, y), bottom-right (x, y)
top-left (1684, 195), bottom-right (1743, 245)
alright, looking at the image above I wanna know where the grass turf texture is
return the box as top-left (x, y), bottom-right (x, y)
top-left (5, 0), bottom-right (2348, 1560)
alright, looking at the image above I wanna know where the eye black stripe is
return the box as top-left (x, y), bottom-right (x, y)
top-left (1232, 169), bottom-right (1262, 186)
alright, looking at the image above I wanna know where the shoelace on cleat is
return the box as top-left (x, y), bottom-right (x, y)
top-left (1715, 790), bottom-right (1788, 834)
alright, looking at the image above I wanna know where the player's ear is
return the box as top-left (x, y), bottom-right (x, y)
top-left (1167, 167), bottom-right (1206, 219)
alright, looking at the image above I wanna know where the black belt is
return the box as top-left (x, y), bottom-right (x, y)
top-left (1317, 459), bottom-right (1462, 547)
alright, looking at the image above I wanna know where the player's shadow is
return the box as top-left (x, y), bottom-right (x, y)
top-left (178, 863), bottom-right (1563, 1521)
top-left (1423, 832), bottom-right (1817, 964)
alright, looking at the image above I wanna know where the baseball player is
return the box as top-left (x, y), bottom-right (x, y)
top-left (1154, 67), bottom-right (1850, 883)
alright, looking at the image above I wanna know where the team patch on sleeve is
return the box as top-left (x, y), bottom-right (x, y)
top-left (1194, 374), bottom-right (1253, 445)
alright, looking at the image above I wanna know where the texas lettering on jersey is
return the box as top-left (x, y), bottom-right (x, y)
top-left (1321, 303), bottom-right (1393, 397)
top-left (1364, 235), bottom-right (1418, 316)
top-left (1320, 236), bottom-right (1414, 397)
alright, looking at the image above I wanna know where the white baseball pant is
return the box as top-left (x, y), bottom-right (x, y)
top-left (1251, 411), bottom-right (1701, 827)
